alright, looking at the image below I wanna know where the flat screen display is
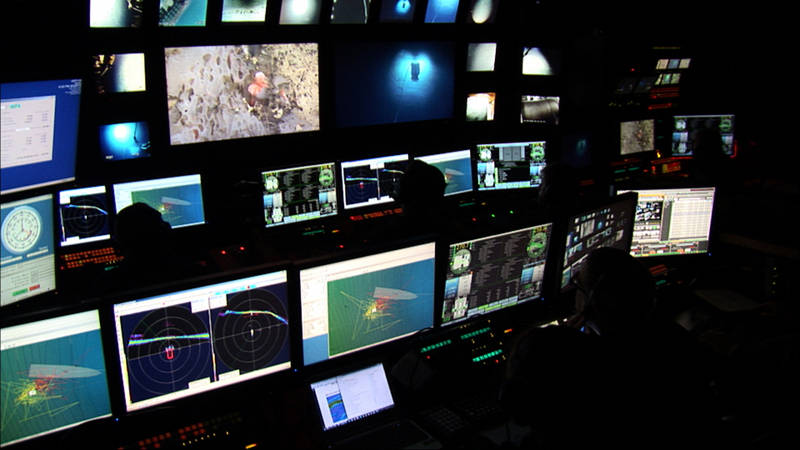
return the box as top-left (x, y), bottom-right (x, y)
top-left (340, 154), bottom-right (408, 210)
top-left (1, 194), bottom-right (56, 307)
top-left (476, 141), bottom-right (546, 191)
top-left (333, 41), bottom-right (455, 128)
top-left (520, 95), bottom-right (559, 125)
top-left (619, 187), bottom-right (716, 258)
top-left (522, 47), bottom-right (560, 76)
top-left (1, 310), bottom-right (113, 447)
top-left (262, 162), bottom-right (338, 228)
top-left (424, 0), bottom-right (460, 23)
top-left (330, 0), bottom-right (372, 23)
top-left (620, 119), bottom-right (655, 156)
top-left (57, 186), bottom-right (112, 247)
top-left (112, 269), bottom-right (291, 411)
top-left (112, 174), bottom-right (206, 229)
top-left (442, 224), bottom-right (551, 326)
top-left (300, 242), bottom-right (436, 366)
top-left (1, 78), bottom-right (82, 195)
top-left (159, 0), bottom-right (208, 26)
top-left (165, 43), bottom-right (319, 145)
top-left (221, 0), bottom-right (267, 22)
top-left (379, 0), bottom-right (417, 22)
top-left (99, 121), bottom-right (151, 161)
top-left (89, 0), bottom-right (145, 27)
top-left (279, 0), bottom-right (322, 23)
top-left (90, 53), bottom-right (146, 94)
top-left (466, 43), bottom-right (496, 72)
top-left (415, 149), bottom-right (474, 196)
top-left (671, 114), bottom-right (735, 157)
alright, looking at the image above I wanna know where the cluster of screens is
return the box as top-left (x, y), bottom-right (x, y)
top-left (88, 0), bottom-right (503, 27)
top-left (619, 114), bottom-right (735, 157)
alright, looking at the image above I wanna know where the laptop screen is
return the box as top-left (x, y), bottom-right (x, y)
top-left (310, 363), bottom-right (395, 431)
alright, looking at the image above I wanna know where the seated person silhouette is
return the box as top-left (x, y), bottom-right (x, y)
top-left (391, 159), bottom-right (450, 236)
top-left (113, 202), bottom-right (198, 287)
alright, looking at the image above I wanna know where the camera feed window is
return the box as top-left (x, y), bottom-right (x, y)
top-left (221, 0), bottom-right (267, 22)
top-left (159, 0), bottom-right (208, 26)
top-left (91, 53), bottom-right (146, 94)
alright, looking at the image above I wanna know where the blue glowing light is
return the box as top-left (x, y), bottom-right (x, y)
top-left (390, 51), bottom-right (436, 104)
top-left (424, 0), bottom-right (459, 23)
top-left (396, 0), bottom-right (411, 14)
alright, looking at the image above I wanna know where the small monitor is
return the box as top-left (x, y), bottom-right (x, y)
top-left (424, 0), bottom-right (460, 23)
top-left (112, 174), bottom-right (206, 229)
top-left (619, 187), bottom-right (716, 258)
top-left (560, 193), bottom-right (638, 291)
top-left (262, 162), bottom-right (338, 228)
top-left (300, 242), bottom-right (436, 366)
top-left (620, 119), bottom-right (655, 156)
top-left (340, 154), bottom-right (408, 210)
top-left (330, 0), bottom-right (372, 23)
top-left (279, 0), bottom-right (322, 24)
top-left (466, 0), bottom-right (498, 23)
top-left (1, 78), bottom-right (82, 195)
top-left (671, 114), bottom-right (735, 157)
top-left (310, 363), bottom-right (394, 431)
top-left (1, 194), bottom-right (56, 307)
top-left (90, 53), bottom-right (146, 94)
top-left (0, 310), bottom-right (113, 447)
top-left (57, 185), bottom-right (112, 247)
top-left (442, 223), bottom-right (552, 326)
top-left (333, 41), bottom-right (455, 128)
top-left (221, 0), bottom-right (267, 22)
top-left (379, 0), bottom-right (417, 22)
top-left (476, 141), bottom-right (546, 191)
top-left (159, 0), bottom-right (208, 26)
top-left (465, 92), bottom-right (496, 121)
top-left (522, 47), bottom-right (561, 76)
top-left (415, 149), bottom-right (474, 196)
top-left (521, 95), bottom-right (559, 125)
top-left (99, 121), bottom-right (152, 161)
top-left (466, 43), bottom-right (497, 72)
top-left (89, 0), bottom-right (145, 27)
top-left (165, 43), bottom-right (319, 145)
top-left (112, 269), bottom-right (291, 412)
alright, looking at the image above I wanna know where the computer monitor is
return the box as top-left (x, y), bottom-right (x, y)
top-left (333, 40), bottom-right (455, 128)
top-left (522, 47), bottom-right (560, 76)
top-left (466, 43), bottom-right (497, 72)
top-left (1, 194), bottom-right (56, 307)
top-left (1, 78), bottom-right (82, 195)
top-left (521, 95), bottom-right (559, 125)
top-left (159, 0), bottom-right (208, 26)
top-left (99, 121), bottom-right (151, 161)
top-left (112, 174), bottom-right (206, 229)
top-left (89, 0), bottom-right (145, 27)
top-left (441, 223), bottom-right (552, 326)
top-left (620, 119), bottom-right (656, 156)
top-left (57, 185), bottom-right (112, 247)
top-left (619, 187), bottom-right (716, 258)
top-left (165, 43), bottom-right (319, 145)
top-left (300, 241), bottom-right (436, 366)
top-left (466, 0), bottom-right (498, 23)
top-left (465, 92), bottom-right (495, 121)
top-left (279, 0), bottom-right (322, 24)
top-left (112, 269), bottom-right (291, 412)
top-left (262, 162), bottom-right (338, 228)
top-left (340, 154), bottom-right (409, 210)
top-left (560, 193), bottom-right (638, 291)
top-left (671, 114), bottom-right (735, 157)
top-left (330, 0), bottom-right (372, 23)
top-left (415, 149), bottom-right (474, 196)
top-left (424, 0), bottom-right (460, 23)
top-left (90, 53), bottom-right (146, 94)
top-left (221, 0), bottom-right (267, 22)
top-left (379, 0), bottom-right (417, 22)
top-left (476, 141), bottom-right (546, 191)
top-left (0, 309), bottom-right (113, 447)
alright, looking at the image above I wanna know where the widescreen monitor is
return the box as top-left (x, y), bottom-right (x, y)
top-left (165, 43), bottom-right (319, 145)
top-left (221, 0), bottom-right (267, 22)
top-left (112, 269), bottom-right (291, 411)
top-left (333, 41), bottom-right (455, 128)
top-left (415, 149), bottom-right (474, 196)
top-left (90, 53), bottom-right (146, 94)
top-left (279, 0), bottom-right (322, 23)
top-left (99, 121), bottom-right (151, 161)
top-left (1, 194), bottom-right (56, 307)
top-left (300, 242), bottom-right (436, 366)
top-left (0, 310), bottom-right (112, 447)
top-left (476, 141), bottom-right (546, 191)
top-left (262, 162), bottom-right (338, 228)
top-left (442, 223), bottom-right (552, 326)
top-left (671, 114), bottom-right (735, 157)
top-left (620, 119), bottom-right (655, 156)
top-left (57, 185), bottom-right (112, 247)
top-left (560, 193), bottom-right (638, 290)
top-left (112, 174), bottom-right (206, 229)
top-left (1, 78), bottom-right (82, 195)
top-left (159, 0), bottom-right (208, 26)
top-left (340, 154), bottom-right (408, 210)
top-left (619, 187), bottom-right (716, 258)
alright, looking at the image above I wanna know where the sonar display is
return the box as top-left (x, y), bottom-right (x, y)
top-left (113, 270), bottom-right (291, 411)
top-left (58, 186), bottom-right (111, 247)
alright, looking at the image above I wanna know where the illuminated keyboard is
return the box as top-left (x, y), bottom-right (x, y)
top-left (59, 246), bottom-right (122, 270)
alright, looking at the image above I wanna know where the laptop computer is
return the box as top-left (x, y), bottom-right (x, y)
top-left (309, 362), bottom-right (442, 449)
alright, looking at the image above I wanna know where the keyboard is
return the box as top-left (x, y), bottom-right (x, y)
top-left (59, 246), bottom-right (122, 270)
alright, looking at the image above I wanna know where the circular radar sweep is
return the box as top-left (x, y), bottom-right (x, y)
top-left (2, 206), bottom-right (42, 254)
top-left (213, 288), bottom-right (289, 373)
top-left (527, 231), bottom-right (548, 259)
top-left (61, 196), bottom-right (109, 239)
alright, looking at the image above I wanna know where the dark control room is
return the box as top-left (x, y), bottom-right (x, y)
top-left (1, 1), bottom-right (796, 449)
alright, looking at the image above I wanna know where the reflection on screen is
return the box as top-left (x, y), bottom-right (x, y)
top-left (165, 43), bottom-right (319, 145)
top-left (476, 141), bottom-right (546, 191)
top-left (1, 79), bottom-right (82, 195)
top-left (57, 186), bottom-right (112, 247)
top-left (1, 194), bottom-right (56, 307)
top-left (340, 154), bottom-right (408, 210)
top-left (0, 310), bottom-right (112, 446)
top-left (113, 270), bottom-right (291, 411)
top-left (620, 187), bottom-right (716, 258)
top-left (416, 149), bottom-right (473, 196)
top-left (112, 174), bottom-right (206, 229)
top-left (262, 162), bottom-right (338, 228)
top-left (99, 121), bottom-right (151, 161)
top-left (442, 224), bottom-right (551, 326)
top-left (300, 242), bottom-right (436, 366)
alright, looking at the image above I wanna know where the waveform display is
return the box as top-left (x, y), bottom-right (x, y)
top-left (127, 333), bottom-right (210, 347)
top-left (217, 310), bottom-right (288, 324)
